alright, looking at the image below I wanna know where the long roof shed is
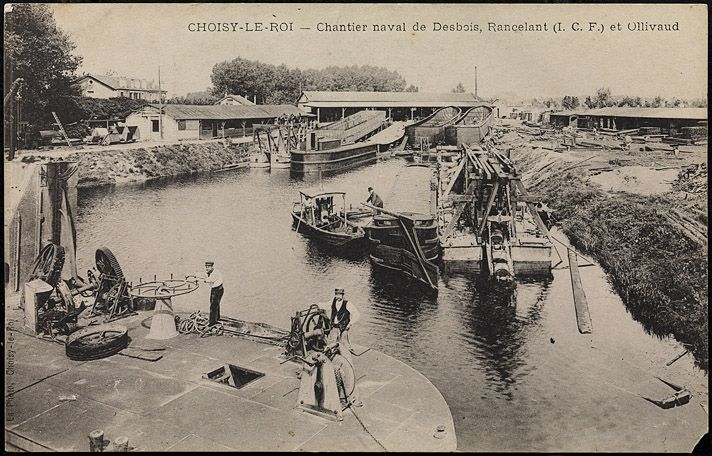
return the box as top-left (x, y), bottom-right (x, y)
top-left (126, 104), bottom-right (308, 141)
top-left (297, 91), bottom-right (488, 123)
top-left (549, 107), bottom-right (707, 132)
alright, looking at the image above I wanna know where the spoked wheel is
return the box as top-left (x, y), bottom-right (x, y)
top-left (29, 243), bottom-right (65, 287)
top-left (65, 325), bottom-right (129, 361)
top-left (332, 353), bottom-right (356, 403)
top-left (95, 247), bottom-right (124, 278)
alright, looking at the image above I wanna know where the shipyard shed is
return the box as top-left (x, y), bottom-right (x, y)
top-left (548, 107), bottom-right (707, 136)
top-left (126, 104), bottom-right (306, 141)
top-left (297, 91), bottom-right (485, 123)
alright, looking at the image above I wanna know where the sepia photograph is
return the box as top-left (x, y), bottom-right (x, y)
top-left (3, 2), bottom-right (708, 452)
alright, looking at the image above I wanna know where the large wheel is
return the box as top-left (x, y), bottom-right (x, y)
top-left (29, 243), bottom-right (65, 287)
top-left (95, 247), bottom-right (124, 278)
top-left (332, 353), bottom-right (356, 402)
top-left (65, 324), bottom-right (129, 361)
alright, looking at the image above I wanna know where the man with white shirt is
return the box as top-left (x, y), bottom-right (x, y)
top-left (203, 261), bottom-right (224, 326)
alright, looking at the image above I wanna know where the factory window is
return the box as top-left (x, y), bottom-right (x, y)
top-left (177, 120), bottom-right (186, 131)
top-left (152, 120), bottom-right (160, 132)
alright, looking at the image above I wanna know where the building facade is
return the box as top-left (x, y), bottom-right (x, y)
top-left (126, 104), bottom-right (305, 141)
top-left (75, 74), bottom-right (167, 102)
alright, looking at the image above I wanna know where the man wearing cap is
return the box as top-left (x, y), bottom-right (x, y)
top-left (323, 287), bottom-right (363, 407)
top-left (203, 261), bottom-right (224, 326)
top-left (366, 187), bottom-right (383, 208)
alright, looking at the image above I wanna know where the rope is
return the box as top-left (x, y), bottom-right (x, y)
top-left (349, 405), bottom-right (388, 452)
top-left (177, 311), bottom-right (224, 337)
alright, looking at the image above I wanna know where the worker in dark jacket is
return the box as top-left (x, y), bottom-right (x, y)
top-left (366, 187), bottom-right (384, 208)
top-left (320, 287), bottom-right (362, 407)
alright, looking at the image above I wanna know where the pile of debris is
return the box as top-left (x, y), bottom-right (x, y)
top-left (672, 163), bottom-right (708, 194)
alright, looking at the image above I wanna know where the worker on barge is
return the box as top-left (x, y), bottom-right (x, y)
top-left (320, 287), bottom-right (363, 407)
top-left (202, 261), bottom-right (224, 326)
top-left (366, 187), bottom-right (384, 209)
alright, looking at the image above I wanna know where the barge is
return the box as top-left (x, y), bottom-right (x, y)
top-left (406, 106), bottom-right (462, 148)
top-left (364, 164), bottom-right (440, 289)
top-left (438, 146), bottom-right (554, 279)
top-left (444, 104), bottom-right (495, 146)
top-left (291, 111), bottom-right (385, 175)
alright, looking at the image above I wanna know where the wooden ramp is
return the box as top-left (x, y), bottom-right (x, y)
top-left (568, 248), bottom-right (592, 334)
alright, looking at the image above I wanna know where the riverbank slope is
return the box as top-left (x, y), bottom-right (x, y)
top-left (11, 140), bottom-right (252, 188)
top-left (502, 126), bottom-right (708, 370)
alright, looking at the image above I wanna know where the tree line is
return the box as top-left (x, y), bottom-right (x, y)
top-left (540, 88), bottom-right (707, 111)
top-left (209, 58), bottom-right (418, 105)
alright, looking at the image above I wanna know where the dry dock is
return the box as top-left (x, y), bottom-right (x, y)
top-left (4, 304), bottom-right (456, 452)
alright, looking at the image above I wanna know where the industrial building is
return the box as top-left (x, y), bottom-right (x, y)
top-left (125, 104), bottom-right (305, 141)
top-left (548, 107), bottom-right (707, 134)
top-left (297, 91), bottom-right (484, 123)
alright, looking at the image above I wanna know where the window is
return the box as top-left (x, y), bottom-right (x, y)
top-left (152, 120), bottom-right (160, 132)
top-left (177, 120), bottom-right (186, 131)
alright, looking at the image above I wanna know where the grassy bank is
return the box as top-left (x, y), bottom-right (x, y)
top-left (76, 141), bottom-right (251, 188)
top-left (17, 140), bottom-right (252, 188)
top-left (513, 152), bottom-right (708, 371)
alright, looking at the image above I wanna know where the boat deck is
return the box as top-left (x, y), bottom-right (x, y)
top-left (4, 305), bottom-right (456, 452)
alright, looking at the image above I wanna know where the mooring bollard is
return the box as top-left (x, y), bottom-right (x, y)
top-left (88, 429), bottom-right (104, 452)
top-left (112, 436), bottom-right (129, 452)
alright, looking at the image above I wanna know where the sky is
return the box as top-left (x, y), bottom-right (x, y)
top-left (50, 3), bottom-right (708, 100)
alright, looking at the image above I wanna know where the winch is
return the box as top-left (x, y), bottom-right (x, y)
top-left (285, 305), bottom-right (358, 421)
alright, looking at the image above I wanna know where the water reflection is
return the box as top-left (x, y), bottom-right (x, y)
top-left (459, 276), bottom-right (552, 399)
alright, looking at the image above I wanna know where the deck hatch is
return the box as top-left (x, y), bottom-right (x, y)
top-left (203, 364), bottom-right (264, 389)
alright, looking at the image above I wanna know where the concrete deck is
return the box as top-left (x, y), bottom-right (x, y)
top-left (4, 307), bottom-right (456, 452)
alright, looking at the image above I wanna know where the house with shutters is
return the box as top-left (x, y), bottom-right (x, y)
top-left (74, 74), bottom-right (167, 102)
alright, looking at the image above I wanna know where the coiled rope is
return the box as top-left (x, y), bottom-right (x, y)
top-left (176, 311), bottom-right (224, 337)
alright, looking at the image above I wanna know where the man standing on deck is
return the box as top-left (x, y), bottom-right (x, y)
top-left (202, 261), bottom-right (224, 326)
top-left (321, 287), bottom-right (363, 407)
top-left (366, 187), bottom-right (384, 208)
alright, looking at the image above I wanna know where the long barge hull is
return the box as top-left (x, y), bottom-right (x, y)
top-left (290, 142), bottom-right (379, 174)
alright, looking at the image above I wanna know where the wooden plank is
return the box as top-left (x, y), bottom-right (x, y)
top-left (449, 194), bottom-right (477, 203)
top-left (119, 347), bottom-right (163, 361)
top-left (568, 249), bottom-right (592, 334)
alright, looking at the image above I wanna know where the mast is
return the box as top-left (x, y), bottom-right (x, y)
top-left (158, 66), bottom-right (163, 140)
top-left (474, 66), bottom-right (478, 99)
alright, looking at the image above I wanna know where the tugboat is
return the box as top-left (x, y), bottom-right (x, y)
top-left (291, 191), bottom-right (367, 248)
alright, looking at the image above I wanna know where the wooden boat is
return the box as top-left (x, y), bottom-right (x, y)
top-left (291, 111), bottom-right (385, 175)
top-left (406, 106), bottom-right (462, 148)
top-left (365, 209), bottom-right (439, 289)
top-left (363, 164), bottom-right (439, 289)
top-left (291, 191), bottom-right (367, 248)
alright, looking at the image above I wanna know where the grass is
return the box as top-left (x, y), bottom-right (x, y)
top-left (533, 171), bottom-right (708, 370)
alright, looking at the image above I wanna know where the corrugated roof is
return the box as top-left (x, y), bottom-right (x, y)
top-left (299, 91), bottom-right (485, 108)
top-left (550, 107), bottom-right (707, 120)
top-left (141, 104), bottom-right (304, 120)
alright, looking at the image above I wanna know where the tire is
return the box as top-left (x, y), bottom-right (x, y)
top-left (95, 247), bottom-right (124, 278)
top-left (65, 324), bottom-right (129, 361)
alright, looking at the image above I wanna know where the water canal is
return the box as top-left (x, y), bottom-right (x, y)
top-left (75, 160), bottom-right (708, 452)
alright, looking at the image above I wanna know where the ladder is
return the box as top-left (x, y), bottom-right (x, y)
top-left (52, 111), bottom-right (73, 147)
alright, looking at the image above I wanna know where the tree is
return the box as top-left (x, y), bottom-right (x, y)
top-left (650, 95), bottom-right (664, 108)
top-left (211, 57), bottom-right (411, 104)
top-left (618, 96), bottom-right (642, 107)
top-left (561, 95), bottom-right (580, 110)
top-left (451, 83), bottom-right (466, 93)
top-left (4, 4), bottom-right (83, 125)
top-left (405, 84), bottom-right (419, 92)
